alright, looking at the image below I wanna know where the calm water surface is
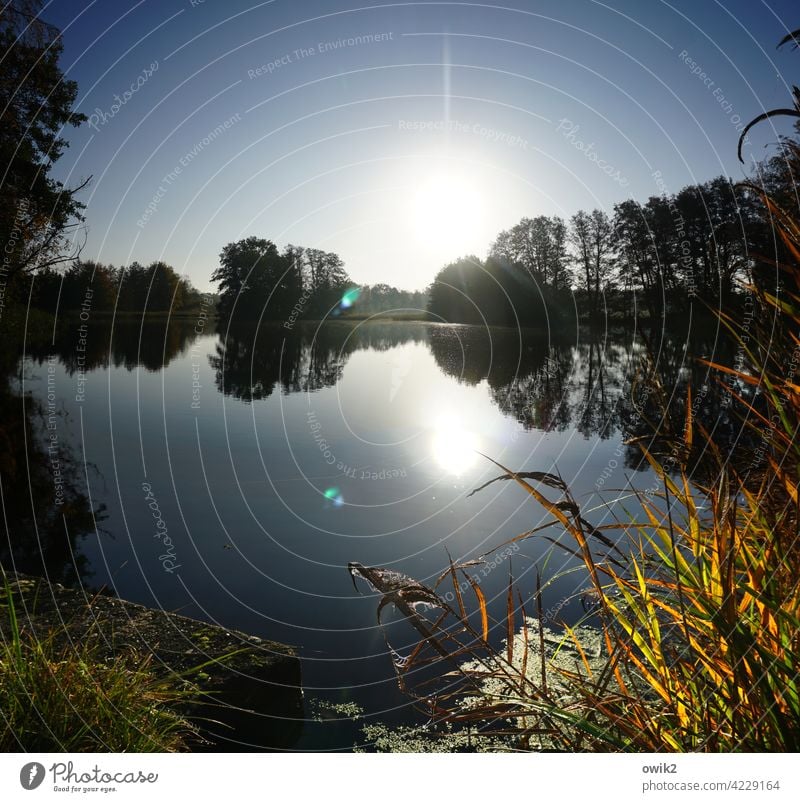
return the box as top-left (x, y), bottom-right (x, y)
top-left (19, 318), bottom-right (684, 749)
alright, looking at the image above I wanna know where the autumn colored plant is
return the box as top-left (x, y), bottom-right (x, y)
top-left (352, 29), bottom-right (800, 752)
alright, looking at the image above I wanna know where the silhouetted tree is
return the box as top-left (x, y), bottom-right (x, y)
top-left (212, 237), bottom-right (302, 321)
top-left (298, 247), bottom-right (350, 316)
top-left (613, 199), bottom-right (665, 319)
top-left (428, 256), bottom-right (494, 324)
top-left (490, 216), bottom-right (570, 289)
top-left (60, 261), bottom-right (117, 314)
top-left (569, 209), bottom-right (615, 324)
top-left (0, 1), bottom-right (88, 283)
top-left (427, 255), bottom-right (568, 328)
top-left (675, 178), bottom-right (755, 304)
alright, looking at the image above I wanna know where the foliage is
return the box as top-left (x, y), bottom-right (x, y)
top-left (291, 245), bottom-right (352, 318)
top-left (212, 237), bottom-right (408, 322)
top-left (352, 440), bottom-right (800, 751)
top-left (490, 215), bottom-right (571, 290)
top-left (351, 283), bottom-right (429, 316)
top-left (0, 1), bottom-right (88, 280)
top-left (25, 260), bottom-right (211, 317)
top-left (0, 575), bottom-right (199, 751)
top-left (213, 237), bottom-right (305, 321)
top-left (427, 254), bottom-right (571, 327)
top-left (613, 179), bottom-right (758, 316)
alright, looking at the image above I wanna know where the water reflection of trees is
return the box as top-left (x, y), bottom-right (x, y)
top-left (428, 326), bottom-right (629, 438)
top-left (179, 317), bottom-right (757, 478)
top-left (428, 322), bottom-right (753, 475)
top-left (211, 321), bottom-right (429, 402)
top-left (25, 317), bottom-right (204, 374)
top-left (0, 380), bottom-right (105, 588)
top-left (0, 315), bottom-right (763, 591)
top-left (616, 330), bottom-right (760, 476)
top-left (1, 317), bottom-right (207, 588)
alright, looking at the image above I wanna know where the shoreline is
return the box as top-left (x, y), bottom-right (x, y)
top-left (0, 572), bottom-right (302, 752)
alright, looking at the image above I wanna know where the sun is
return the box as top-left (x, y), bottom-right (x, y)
top-left (407, 170), bottom-right (485, 257)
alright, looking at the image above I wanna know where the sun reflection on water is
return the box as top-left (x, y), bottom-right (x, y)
top-left (430, 414), bottom-right (480, 475)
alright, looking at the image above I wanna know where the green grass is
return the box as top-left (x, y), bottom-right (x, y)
top-left (0, 575), bottom-right (200, 752)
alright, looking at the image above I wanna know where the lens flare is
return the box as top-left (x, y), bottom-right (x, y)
top-left (340, 287), bottom-right (361, 309)
top-left (323, 487), bottom-right (344, 506)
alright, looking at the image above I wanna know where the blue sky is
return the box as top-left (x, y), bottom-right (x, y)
top-left (46, 0), bottom-right (800, 291)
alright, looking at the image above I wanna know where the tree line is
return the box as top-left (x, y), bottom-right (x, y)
top-left (22, 261), bottom-right (212, 317)
top-left (3, 0), bottom-right (793, 335)
top-left (428, 168), bottom-right (791, 326)
top-left (211, 236), bottom-right (427, 323)
top-left (352, 283), bottom-right (428, 316)
top-left (17, 245), bottom-right (428, 324)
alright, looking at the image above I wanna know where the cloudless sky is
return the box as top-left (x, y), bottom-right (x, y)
top-left (44, 0), bottom-right (800, 291)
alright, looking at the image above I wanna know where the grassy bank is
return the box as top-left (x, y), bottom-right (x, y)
top-left (0, 574), bottom-right (199, 751)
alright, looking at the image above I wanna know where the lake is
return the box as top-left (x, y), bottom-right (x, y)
top-left (10, 315), bottom-right (728, 749)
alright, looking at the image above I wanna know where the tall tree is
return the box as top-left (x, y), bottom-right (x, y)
top-left (678, 178), bottom-right (754, 303)
top-left (427, 256), bottom-right (488, 324)
top-left (302, 247), bottom-right (349, 314)
top-left (490, 215), bottom-right (570, 289)
top-left (0, 1), bottom-right (88, 283)
top-left (141, 261), bottom-right (186, 312)
top-left (212, 237), bottom-right (301, 321)
top-left (59, 261), bottom-right (116, 314)
top-left (613, 199), bottom-right (663, 318)
top-left (570, 209), bottom-right (615, 324)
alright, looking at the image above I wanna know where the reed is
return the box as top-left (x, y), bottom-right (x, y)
top-left (352, 40), bottom-right (800, 750)
top-left (353, 399), bottom-right (800, 751)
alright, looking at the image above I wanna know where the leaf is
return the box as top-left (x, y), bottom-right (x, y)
top-left (778, 29), bottom-right (800, 49)
top-left (448, 557), bottom-right (467, 620)
top-left (535, 570), bottom-right (547, 695)
top-left (684, 385), bottom-right (693, 449)
top-left (434, 557), bottom-right (483, 590)
top-left (348, 562), bottom-right (445, 623)
top-left (463, 573), bottom-right (489, 642)
top-left (506, 572), bottom-right (514, 665)
top-left (517, 591), bottom-right (529, 691)
top-left (738, 101), bottom-right (800, 162)
top-left (467, 469), bottom-right (567, 498)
